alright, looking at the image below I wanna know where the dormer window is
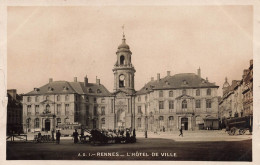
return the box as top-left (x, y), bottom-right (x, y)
top-left (63, 86), bottom-right (69, 90)
top-left (48, 87), bottom-right (53, 91)
top-left (34, 88), bottom-right (39, 92)
top-left (207, 88), bottom-right (211, 95)
top-left (97, 89), bottom-right (102, 93)
top-left (88, 88), bottom-right (93, 93)
top-left (183, 80), bottom-right (188, 85)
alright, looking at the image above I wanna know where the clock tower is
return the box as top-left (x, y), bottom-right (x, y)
top-left (113, 34), bottom-right (136, 94)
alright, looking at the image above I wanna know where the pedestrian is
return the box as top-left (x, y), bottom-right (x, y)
top-left (37, 132), bottom-right (42, 143)
top-left (56, 130), bottom-right (61, 144)
top-left (179, 127), bottom-right (183, 137)
top-left (73, 129), bottom-right (79, 144)
top-left (51, 129), bottom-right (55, 141)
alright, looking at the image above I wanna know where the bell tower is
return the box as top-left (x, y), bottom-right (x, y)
top-left (113, 33), bottom-right (135, 94)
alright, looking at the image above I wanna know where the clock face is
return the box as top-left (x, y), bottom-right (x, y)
top-left (119, 75), bottom-right (125, 81)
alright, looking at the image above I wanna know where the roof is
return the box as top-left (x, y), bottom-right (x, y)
top-left (137, 73), bottom-right (219, 95)
top-left (24, 81), bottom-right (111, 96)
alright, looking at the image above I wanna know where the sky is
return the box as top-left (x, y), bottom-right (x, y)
top-left (7, 6), bottom-right (253, 95)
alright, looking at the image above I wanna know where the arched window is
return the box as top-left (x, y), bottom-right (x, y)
top-left (46, 104), bottom-right (50, 113)
top-left (182, 89), bottom-right (186, 95)
top-left (46, 95), bottom-right (49, 100)
top-left (120, 55), bottom-right (125, 65)
top-left (169, 91), bottom-right (173, 97)
top-left (196, 89), bottom-right (200, 96)
top-left (207, 88), bottom-right (211, 95)
top-left (35, 118), bottom-right (39, 128)
top-left (182, 100), bottom-right (187, 109)
top-left (27, 96), bottom-right (31, 102)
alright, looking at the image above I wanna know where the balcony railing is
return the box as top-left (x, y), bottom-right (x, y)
top-left (176, 109), bottom-right (194, 115)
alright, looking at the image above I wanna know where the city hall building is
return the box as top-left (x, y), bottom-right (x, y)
top-left (22, 34), bottom-right (219, 133)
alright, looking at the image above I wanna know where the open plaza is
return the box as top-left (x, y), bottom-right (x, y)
top-left (7, 130), bottom-right (252, 161)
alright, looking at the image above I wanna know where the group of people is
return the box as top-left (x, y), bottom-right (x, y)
top-left (36, 130), bottom-right (61, 144)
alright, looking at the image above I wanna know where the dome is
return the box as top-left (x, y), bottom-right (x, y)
top-left (118, 43), bottom-right (130, 49)
top-left (117, 34), bottom-right (130, 50)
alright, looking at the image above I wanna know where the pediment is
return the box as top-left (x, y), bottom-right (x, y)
top-left (40, 99), bottom-right (54, 105)
top-left (114, 90), bottom-right (128, 97)
top-left (176, 94), bottom-right (194, 100)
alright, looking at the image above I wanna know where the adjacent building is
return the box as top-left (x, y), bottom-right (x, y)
top-left (7, 89), bottom-right (23, 134)
top-left (219, 60), bottom-right (253, 128)
top-left (22, 34), bottom-right (219, 133)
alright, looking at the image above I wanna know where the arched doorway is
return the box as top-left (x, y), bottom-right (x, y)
top-left (117, 109), bottom-right (125, 129)
top-left (181, 117), bottom-right (188, 130)
top-left (45, 119), bottom-right (50, 131)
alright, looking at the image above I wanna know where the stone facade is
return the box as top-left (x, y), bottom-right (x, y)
top-left (219, 59), bottom-right (253, 128)
top-left (7, 89), bottom-right (23, 134)
top-left (22, 34), bottom-right (220, 133)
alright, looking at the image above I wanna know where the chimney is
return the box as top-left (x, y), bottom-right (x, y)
top-left (197, 67), bottom-right (201, 78)
top-left (96, 79), bottom-right (100, 85)
top-left (167, 71), bottom-right (171, 76)
top-left (84, 75), bottom-right (88, 87)
top-left (206, 77), bottom-right (208, 82)
top-left (74, 77), bottom-right (77, 82)
top-left (49, 78), bottom-right (53, 83)
top-left (250, 59), bottom-right (253, 66)
top-left (151, 77), bottom-right (154, 81)
top-left (157, 73), bottom-right (160, 81)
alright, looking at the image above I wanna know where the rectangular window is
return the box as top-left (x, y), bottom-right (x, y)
top-left (138, 106), bottom-right (142, 114)
top-left (196, 100), bottom-right (201, 108)
top-left (159, 91), bottom-right (163, 97)
top-left (138, 118), bottom-right (141, 128)
top-left (27, 105), bottom-right (31, 115)
top-left (169, 101), bottom-right (174, 109)
top-left (159, 101), bottom-right (164, 109)
top-left (101, 107), bottom-right (105, 115)
top-left (94, 106), bottom-right (97, 116)
top-left (57, 104), bottom-right (61, 115)
top-left (35, 105), bottom-right (39, 114)
top-left (206, 99), bottom-right (212, 108)
top-left (169, 91), bottom-right (173, 97)
top-left (65, 104), bottom-right (70, 115)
